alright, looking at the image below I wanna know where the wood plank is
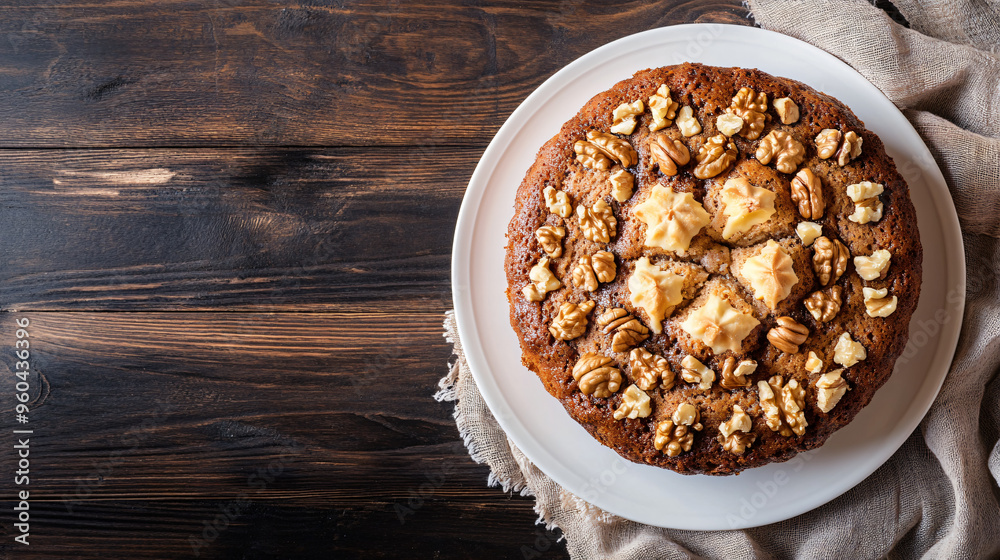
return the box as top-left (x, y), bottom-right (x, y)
top-left (0, 0), bottom-right (749, 147)
top-left (0, 310), bottom-right (569, 557)
top-left (0, 147), bottom-right (464, 311)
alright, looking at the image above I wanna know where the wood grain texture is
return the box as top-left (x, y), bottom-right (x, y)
top-left (0, 0), bottom-right (751, 148)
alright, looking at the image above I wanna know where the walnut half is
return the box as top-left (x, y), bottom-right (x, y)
top-left (613, 384), bottom-right (652, 420)
top-left (804, 286), bottom-right (843, 322)
top-left (693, 134), bottom-right (737, 179)
top-left (790, 168), bottom-right (825, 220)
top-left (755, 129), bottom-right (805, 174)
top-left (628, 347), bottom-right (674, 391)
top-left (549, 300), bottom-right (595, 341)
top-left (649, 135), bottom-right (691, 176)
top-left (812, 236), bottom-right (849, 287)
top-left (758, 375), bottom-right (807, 437)
top-left (572, 353), bottom-right (622, 398)
top-left (767, 316), bottom-right (809, 354)
top-left (577, 200), bottom-right (617, 243)
top-left (597, 307), bottom-right (650, 353)
top-left (654, 403), bottom-right (703, 457)
top-left (535, 225), bottom-right (566, 258)
top-left (730, 87), bottom-right (768, 140)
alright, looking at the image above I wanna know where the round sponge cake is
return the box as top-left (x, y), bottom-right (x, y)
top-left (504, 63), bottom-right (921, 475)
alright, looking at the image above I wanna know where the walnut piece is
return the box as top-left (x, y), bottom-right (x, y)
top-left (543, 186), bottom-right (573, 218)
top-left (592, 251), bottom-right (616, 283)
top-left (795, 222), bottom-right (822, 247)
top-left (855, 250), bottom-right (891, 281)
top-left (654, 403), bottom-right (703, 457)
top-left (613, 384), bottom-right (652, 420)
top-left (846, 181), bottom-right (884, 224)
top-left (833, 332), bottom-right (866, 367)
top-left (815, 368), bottom-right (850, 413)
top-left (815, 129), bottom-right (842, 160)
top-left (720, 357), bottom-right (756, 389)
top-left (610, 99), bottom-right (644, 135)
top-left (804, 286), bottom-right (843, 322)
top-left (609, 169), bottom-right (634, 203)
top-left (574, 140), bottom-right (613, 170)
top-left (628, 347), bottom-right (673, 391)
top-left (837, 130), bottom-right (863, 166)
top-left (649, 135), bottom-right (691, 176)
top-left (755, 129), bottom-right (806, 174)
top-left (741, 240), bottom-right (799, 309)
top-left (730, 87), bottom-right (768, 139)
top-left (598, 308), bottom-right (650, 353)
top-left (773, 97), bottom-right (799, 124)
top-left (718, 404), bottom-right (756, 455)
top-left (680, 355), bottom-right (716, 391)
top-left (805, 351), bottom-right (823, 374)
top-left (535, 225), bottom-right (566, 258)
top-left (716, 112), bottom-right (744, 137)
top-left (587, 129), bottom-right (638, 167)
top-left (572, 257), bottom-right (598, 291)
top-left (521, 257), bottom-right (561, 302)
top-left (758, 375), bottom-right (807, 437)
top-left (675, 105), bottom-right (701, 137)
top-left (812, 236), bottom-right (849, 287)
top-left (864, 287), bottom-right (898, 317)
top-left (572, 251), bottom-right (615, 291)
top-left (790, 168), bottom-right (825, 219)
top-left (633, 185), bottom-right (710, 253)
top-left (767, 316), bottom-right (809, 354)
top-left (627, 256), bottom-right (684, 334)
top-left (573, 353), bottom-right (622, 398)
top-left (719, 177), bottom-right (776, 240)
top-left (693, 134), bottom-right (737, 179)
top-left (577, 200), bottom-right (617, 243)
top-left (549, 300), bottom-right (595, 341)
top-left (648, 84), bottom-right (679, 132)
top-left (681, 293), bottom-right (760, 355)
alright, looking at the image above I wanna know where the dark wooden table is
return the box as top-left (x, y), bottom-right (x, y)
top-left (0, 2), bottom-right (761, 558)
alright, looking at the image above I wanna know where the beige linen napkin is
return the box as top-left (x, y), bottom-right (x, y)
top-left (438, 1), bottom-right (1000, 557)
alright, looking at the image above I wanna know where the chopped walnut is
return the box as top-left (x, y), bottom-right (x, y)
top-left (609, 169), bottom-right (634, 203)
top-left (654, 403), bottom-right (703, 457)
top-left (572, 257), bottom-right (599, 291)
top-left (837, 130), bottom-right (863, 166)
top-left (521, 257), bottom-right (561, 302)
top-left (627, 256), bottom-right (684, 334)
top-left (773, 97), bottom-right (800, 124)
top-left (572, 353), bottom-right (622, 398)
top-left (758, 375), bottom-right (807, 437)
top-left (587, 129), bottom-right (638, 167)
top-left (543, 186), bottom-right (573, 218)
top-left (693, 134), bottom-right (737, 179)
top-left (680, 355), bottom-right (716, 391)
top-left (833, 332), bottom-right (866, 367)
top-left (846, 181), bottom-right (884, 224)
top-left (812, 236), bottom-right (849, 287)
top-left (716, 112), bottom-right (744, 137)
top-left (741, 240), bottom-right (799, 309)
top-left (795, 222), bottom-right (822, 247)
top-left (675, 105), bottom-right (701, 137)
top-left (815, 368), bottom-right (850, 413)
top-left (613, 384), bottom-right (652, 420)
top-left (864, 287), bottom-right (898, 317)
top-left (790, 168), bottom-right (825, 220)
top-left (549, 300), bottom-right (596, 341)
top-left (719, 357), bottom-right (756, 389)
top-left (755, 129), bottom-right (805, 174)
top-left (628, 347), bottom-right (673, 391)
top-left (681, 293), bottom-right (760, 354)
top-left (598, 308), bottom-right (650, 352)
top-left (648, 84), bottom-right (679, 132)
top-left (719, 177), bottom-right (776, 240)
top-left (815, 129), bottom-right (842, 160)
top-left (805, 351), bottom-right (823, 374)
top-left (633, 185), bottom-right (710, 253)
top-left (804, 286), bottom-right (843, 322)
top-left (592, 251), bottom-right (616, 283)
top-left (535, 225), bottom-right (566, 258)
top-left (730, 87), bottom-right (768, 140)
top-left (718, 405), bottom-right (755, 455)
top-left (574, 140), bottom-right (613, 170)
top-left (577, 200), bottom-right (617, 243)
top-left (767, 316), bottom-right (809, 354)
top-left (855, 250), bottom-right (891, 281)
top-left (649, 135), bottom-right (691, 176)
top-left (610, 99), bottom-right (644, 135)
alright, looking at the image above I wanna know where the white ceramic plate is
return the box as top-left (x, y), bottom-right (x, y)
top-left (451, 24), bottom-right (964, 530)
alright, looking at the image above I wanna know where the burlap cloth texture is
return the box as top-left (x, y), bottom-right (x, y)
top-left (437, 1), bottom-right (1000, 557)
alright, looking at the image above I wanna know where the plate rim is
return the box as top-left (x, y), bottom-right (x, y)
top-left (451, 23), bottom-right (965, 530)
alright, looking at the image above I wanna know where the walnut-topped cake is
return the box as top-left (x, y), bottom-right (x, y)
top-left (504, 63), bottom-right (922, 475)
